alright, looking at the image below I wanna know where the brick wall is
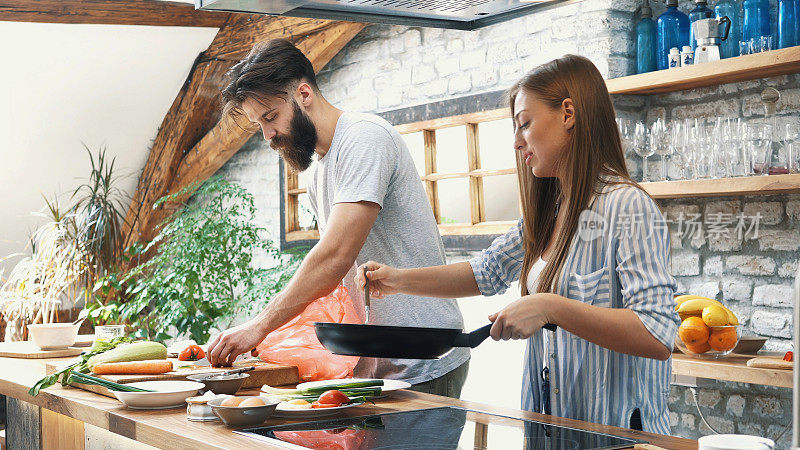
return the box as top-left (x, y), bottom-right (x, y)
top-left (211, 0), bottom-right (797, 446)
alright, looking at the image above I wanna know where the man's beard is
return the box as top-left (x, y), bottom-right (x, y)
top-left (270, 100), bottom-right (318, 172)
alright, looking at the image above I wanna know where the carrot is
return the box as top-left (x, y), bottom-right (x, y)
top-left (91, 360), bottom-right (173, 375)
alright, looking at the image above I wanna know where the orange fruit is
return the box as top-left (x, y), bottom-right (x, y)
top-left (685, 341), bottom-right (711, 354)
top-left (708, 327), bottom-right (737, 351)
top-left (678, 317), bottom-right (710, 345)
top-left (679, 311), bottom-right (703, 322)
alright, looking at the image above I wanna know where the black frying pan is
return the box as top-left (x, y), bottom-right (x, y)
top-left (315, 270), bottom-right (555, 359)
top-left (315, 322), bottom-right (557, 359)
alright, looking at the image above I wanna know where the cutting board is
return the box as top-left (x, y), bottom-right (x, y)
top-left (746, 357), bottom-right (793, 370)
top-left (46, 358), bottom-right (300, 399)
top-left (0, 341), bottom-right (84, 359)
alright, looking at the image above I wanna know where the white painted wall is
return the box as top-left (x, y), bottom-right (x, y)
top-left (0, 22), bottom-right (218, 277)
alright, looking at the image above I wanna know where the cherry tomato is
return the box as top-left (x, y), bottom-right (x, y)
top-left (179, 345), bottom-right (206, 361)
top-left (784, 351), bottom-right (793, 362)
top-left (316, 389), bottom-right (350, 406)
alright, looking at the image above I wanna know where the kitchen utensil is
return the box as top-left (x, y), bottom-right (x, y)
top-left (272, 401), bottom-right (365, 419)
top-left (208, 396), bottom-right (279, 427)
top-left (698, 434), bottom-right (774, 449)
top-left (315, 322), bottom-right (557, 359)
top-left (363, 266), bottom-right (370, 323)
top-left (296, 378), bottom-right (411, 393)
top-left (693, 16), bottom-right (732, 63)
top-left (186, 372), bottom-right (250, 395)
top-left (195, 366), bottom-right (255, 380)
top-left (732, 336), bottom-right (768, 354)
top-left (746, 357), bottom-right (793, 370)
top-left (112, 380), bottom-right (204, 409)
top-left (27, 323), bottom-right (81, 350)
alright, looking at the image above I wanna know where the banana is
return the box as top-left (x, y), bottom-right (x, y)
top-left (722, 306), bottom-right (739, 326)
top-left (674, 294), bottom-right (706, 309)
top-left (675, 297), bottom-right (724, 314)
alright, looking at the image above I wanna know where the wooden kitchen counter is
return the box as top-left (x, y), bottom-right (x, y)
top-left (0, 356), bottom-right (697, 449)
top-left (672, 352), bottom-right (793, 388)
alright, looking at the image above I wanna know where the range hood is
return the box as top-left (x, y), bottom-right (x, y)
top-left (196, 0), bottom-right (576, 30)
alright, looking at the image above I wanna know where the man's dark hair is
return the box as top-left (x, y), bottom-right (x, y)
top-left (221, 39), bottom-right (318, 119)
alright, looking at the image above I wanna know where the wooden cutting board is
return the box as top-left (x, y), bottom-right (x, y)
top-left (46, 358), bottom-right (300, 399)
top-left (0, 341), bottom-right (84, 359)
top-left (746, 357), bottom-right (793, 370)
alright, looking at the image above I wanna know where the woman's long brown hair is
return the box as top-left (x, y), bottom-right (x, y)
top-left (511, 55), bottom-right (636, 295)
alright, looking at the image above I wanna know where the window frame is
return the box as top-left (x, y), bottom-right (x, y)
top-left (283, 105), bottom-right (518, 243)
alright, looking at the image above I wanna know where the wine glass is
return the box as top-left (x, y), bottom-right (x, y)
top-left (634, 122), bottom-right (652, 182)
top-left (651, 119), bottom-right (672, 181)
top-left (617, 118), bottom-right (636, 174)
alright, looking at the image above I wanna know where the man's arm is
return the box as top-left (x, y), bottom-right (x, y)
top-left (207, 201), bottom-right (380, 366)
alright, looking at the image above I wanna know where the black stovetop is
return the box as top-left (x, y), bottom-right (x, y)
top-left (234, 406), bottom-right (644, 449)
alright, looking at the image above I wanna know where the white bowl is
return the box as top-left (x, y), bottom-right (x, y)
top-left (698, 434), bottom-right (774, 450)
top-left (112, 380), bottom-right (204, 410)
top-left (27, 323), bottom-right (80, 350)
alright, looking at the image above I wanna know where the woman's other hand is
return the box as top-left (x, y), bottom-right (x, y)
top-left (355, 261), bottom-right (404, 299)
top-left (488, 293), bottom-right (559, 340)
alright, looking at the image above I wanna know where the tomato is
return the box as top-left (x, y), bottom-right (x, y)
top-left (178, 345), bottom-right (206, 361)
top-left (784, 351), bottom-right (794, 362)
top-left (311, 401), bottom-right (339, 409)
top-left (316, 390), bottom-right (350, 406)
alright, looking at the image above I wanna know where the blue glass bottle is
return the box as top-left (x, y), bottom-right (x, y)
top-left (689, 0), bottom-right (715, 51)
top-left (715, 0), bottom-right (741, 58)
top-left (657, 0), bottom-right (690, 70)
top-left (636, 0), bottom-right (657, 73)
top-left (795, 0), bottom-right (800, 46)
top-left (778, 0), bottom-right (797, 48)
top-left (743, 0), bottom-right (771, 42)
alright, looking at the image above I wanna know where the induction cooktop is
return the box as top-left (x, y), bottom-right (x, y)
top-left (234, 406), bottom-right (645, 449)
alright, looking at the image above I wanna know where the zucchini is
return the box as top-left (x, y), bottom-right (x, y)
top-left (87, 341), bottom-right (167, 369)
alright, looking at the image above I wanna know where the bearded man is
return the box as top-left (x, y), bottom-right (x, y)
top-left (206, 39), bottom-right (469, 397)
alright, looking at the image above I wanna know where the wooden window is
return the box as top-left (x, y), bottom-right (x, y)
top-left (285, 107), bottom-right (521, 242)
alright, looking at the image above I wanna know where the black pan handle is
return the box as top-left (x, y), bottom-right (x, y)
top-left (457, 323), bottom-right (557, 348)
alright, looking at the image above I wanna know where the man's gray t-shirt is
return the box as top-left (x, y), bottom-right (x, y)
top-left (307, 111), bottom-right (469, 385)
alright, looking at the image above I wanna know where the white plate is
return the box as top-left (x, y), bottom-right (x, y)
top-left (112, 380), bottom-right (204, 410)
top-left (296, 378), bottom-right (411, 393)
top-left (272, 402), bottom-right (365, 419)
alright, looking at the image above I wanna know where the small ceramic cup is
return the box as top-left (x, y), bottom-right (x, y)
top-left (186, 394), bottom-right (230, 422)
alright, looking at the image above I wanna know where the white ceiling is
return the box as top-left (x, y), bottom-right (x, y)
top-left (0, 21), bottom-right (218, 276)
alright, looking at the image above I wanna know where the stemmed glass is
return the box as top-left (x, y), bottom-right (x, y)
top-left (669, 121), bottom-right (686, 180)
top-left (634, 122), bottom-right (652, 182)
top-left (651, 119), bottom-right (672, 181)
top-left (617, 118), bottom-right (636, 174)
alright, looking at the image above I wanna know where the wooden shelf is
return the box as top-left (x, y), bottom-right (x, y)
top-left (642, 174), bottom-right (800, 199)
top-left (672, 353), bottom-right (792, 388)
top-left (607, 46), bottom-right (800, 95)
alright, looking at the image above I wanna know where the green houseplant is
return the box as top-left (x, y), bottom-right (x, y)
top-left (92, 177), bottom-right (306, 343)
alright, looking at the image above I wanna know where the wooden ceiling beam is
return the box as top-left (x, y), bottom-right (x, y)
top-left (0, 0), bottom-right (231, 27)
top-left (121, 18), bottom-right (365, 247)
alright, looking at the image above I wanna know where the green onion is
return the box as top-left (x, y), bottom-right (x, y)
top-left (68, 372), bottom-right (152, 392)
top-left (301, 380), bottom-right (384, 394)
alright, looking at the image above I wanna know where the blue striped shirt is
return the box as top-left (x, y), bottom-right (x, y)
top-left (469, 182), bottom-right (679, 435)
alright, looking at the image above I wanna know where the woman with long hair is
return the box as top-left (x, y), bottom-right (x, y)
top-left (355, 55), bottom-right (679, 434)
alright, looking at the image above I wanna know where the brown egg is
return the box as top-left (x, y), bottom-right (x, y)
top-left (220, 396), bottom-right (245, 407)
top-left (239, 397), bottom-right (266, 407)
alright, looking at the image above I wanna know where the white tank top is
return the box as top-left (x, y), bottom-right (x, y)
top-left (525, 258), bottom-right (548, 294)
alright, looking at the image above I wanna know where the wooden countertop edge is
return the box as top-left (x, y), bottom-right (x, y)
top-left (0, 356), bottom-right (697, 449)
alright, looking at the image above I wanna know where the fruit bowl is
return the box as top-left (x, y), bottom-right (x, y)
top-left (676, 324), bottom-right (740, 359)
